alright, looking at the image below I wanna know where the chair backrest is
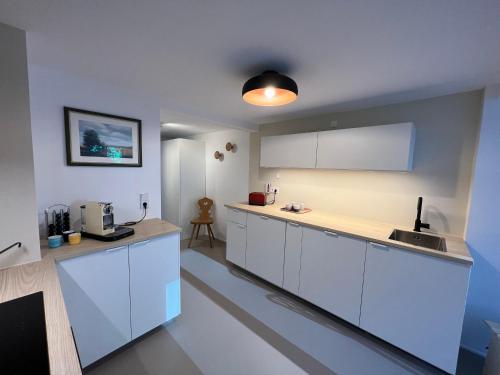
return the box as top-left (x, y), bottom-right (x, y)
top-left (197, 197), bottom-right (213, 220)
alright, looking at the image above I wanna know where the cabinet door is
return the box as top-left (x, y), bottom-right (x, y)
top-left (226, 221), bottom-right (247, 268)
top-left (57, 246), bottom-right (131, 367)
top-left (360, 242), bottom-right (470, 374)
top-left (246, 213), bottom-right (286, 286)
top-left (299, 227), bottom-right (366, 325)
top-left (260, 132), bottom-right (318, 168)
top-left (316, 123), bottom-right (415, 171)
top-left (129, 233), bottom-right (181, 339)
top-left (226, 207), bottom-right (247, 226)
top-left (283, 222), bottom-right (302, 294)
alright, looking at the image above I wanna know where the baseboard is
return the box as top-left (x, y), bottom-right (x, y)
top-left (461, 344), bottom-right (487, 358)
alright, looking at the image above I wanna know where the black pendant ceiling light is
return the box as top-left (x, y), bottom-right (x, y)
top-left (242, 71), bottom-right (298, 106)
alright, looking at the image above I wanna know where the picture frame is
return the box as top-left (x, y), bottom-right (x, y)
top-left (64, 107), bottom-right (142, 167)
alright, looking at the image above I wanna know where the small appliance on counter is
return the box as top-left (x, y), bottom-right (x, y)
top-left (249, 192), bottom-right (267, 206)
top-left (80, 202), bottom-right (134, 241)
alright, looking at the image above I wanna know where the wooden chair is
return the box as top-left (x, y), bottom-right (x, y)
top-left (188, 197), bottom-right (215, 248)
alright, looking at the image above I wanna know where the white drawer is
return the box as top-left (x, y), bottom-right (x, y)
top-left (226, 207), bottom-right (247, 226)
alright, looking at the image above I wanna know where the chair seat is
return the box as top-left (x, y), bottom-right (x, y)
top-left (191, 218), bottom-right (214, 225)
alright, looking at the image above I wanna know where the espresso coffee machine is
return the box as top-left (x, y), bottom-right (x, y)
top-left (80, 202), bottom-right (134, 241)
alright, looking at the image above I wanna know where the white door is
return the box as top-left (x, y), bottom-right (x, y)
top-left (299, 227), bottom-right (366, 325)
top-left (57, 246), bottom-right (131, 367)
top-left (179, 139), bottom-right (206, 239)
top-left (129, 233), bottom-right (181, 339)
top-left (316, 123), bottom-right (415, 171)
top-left (226, 221), bottom-right (247, 268)
top-left (260, 132), bottom-right (318, 168)
top-left (246, 213), bottom-right (286, 287)
top-left (360, 242), bottom-right (470, 374)
top-left (283, 222), bottom-right (302, 294)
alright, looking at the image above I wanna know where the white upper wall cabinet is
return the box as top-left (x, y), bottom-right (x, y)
top-left (260, 132), bottom-right (318, 168)
top-left (316, 123), bottom-right (415, 171)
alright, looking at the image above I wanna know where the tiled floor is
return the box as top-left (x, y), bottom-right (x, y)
top-left (85, 237), bottom-right (483, 375)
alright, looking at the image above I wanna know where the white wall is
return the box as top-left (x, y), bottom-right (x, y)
top-left (191, 129), bottom-right (250, 240)
top-left (463, 84), bottom-right (500, 355)
top-left (0, 23), bottom-right (40, 268)
top-left (250, 91), bottom-right (482, 237)
top-left (28, 64), bottom-right (162, 233)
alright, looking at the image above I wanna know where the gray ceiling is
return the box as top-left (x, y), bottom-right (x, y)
top-left (2, 0), bottom-right (499, 130)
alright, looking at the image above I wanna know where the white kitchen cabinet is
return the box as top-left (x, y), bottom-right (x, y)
top-left (299, 227), bottom-right (367, 325)
top-left (316, 122), bottom-right (415, 171)
top-left (226, 207), bottom-right (247, 226)
top-left (161, 139), bottom-right (206, 239)
top-left (226, 221), bottom-right (247, 268)
top-left (360, 242), bottom-right (470, 374)
top-left (246, 213), bottom-right (286, 286)
top-left (57, 246), bottom-right (131, 367)
top-left (129, 233), bottom-right (181, 339)
top-left (283, 222), bottom-right (302, 294)
top-left (260, 132), bottom-right (318, 168)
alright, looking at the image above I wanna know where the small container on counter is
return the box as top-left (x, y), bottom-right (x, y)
top-left (48, 235), bottom-right (63, 248)
top-left (68, 232), bottom-right (81, 245)
top-left (62, 230), bottom-right (75, 242)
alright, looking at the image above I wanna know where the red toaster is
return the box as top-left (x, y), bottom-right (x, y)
top-left (249, 192), bottom-right (266, 206)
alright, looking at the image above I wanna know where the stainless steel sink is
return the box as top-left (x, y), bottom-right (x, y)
top-left (389, 229), bottom-right (447, 252)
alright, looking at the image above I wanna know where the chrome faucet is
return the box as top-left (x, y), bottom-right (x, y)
top-left (414, 197), bottom-right (430, 232)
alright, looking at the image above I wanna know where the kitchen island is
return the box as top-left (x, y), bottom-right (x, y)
top-left (0, 218), bottom-right (181, 374)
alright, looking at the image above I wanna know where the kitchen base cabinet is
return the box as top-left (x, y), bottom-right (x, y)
top-left (226, 221), bottom-right (247, 268)
top-left (283, 222), bottom-right (303, 294)
top-left (299, 227), bottom-right (367, 326)
top-left (129, 233), bottom-right (181, 339)
top-left (57, 245), bottom-right (131, 367)
top-left (246, 213), bottom-right (286, 287)
top-left (360, 242), bottom-right (471, 374)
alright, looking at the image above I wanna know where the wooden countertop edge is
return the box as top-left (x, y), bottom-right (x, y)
top-left (43, 220), bottom-right (182, 262)
top-left (0, 218), bottom-right (181, 375)
top-left (225, 203), bottom-right (473, 266)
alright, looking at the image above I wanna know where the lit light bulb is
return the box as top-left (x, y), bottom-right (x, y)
top-left (264, 86), bottom-right (276, 98)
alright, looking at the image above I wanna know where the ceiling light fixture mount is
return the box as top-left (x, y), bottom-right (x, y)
top-left (242, 70), bottom-right (298, 107)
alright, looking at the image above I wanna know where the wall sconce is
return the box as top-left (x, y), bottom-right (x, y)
top-left (214, 151), bottom-right (224, 161)
top-left (226, 142), bottom-right (237, 152)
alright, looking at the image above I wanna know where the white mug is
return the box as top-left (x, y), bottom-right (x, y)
top-left (285, 202), bottom-right (292, 210)
top-left (292, 203), bottom-right (300, 211)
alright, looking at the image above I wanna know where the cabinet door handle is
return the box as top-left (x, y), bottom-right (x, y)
top-left (259, 215), bottom-right (269, 220)
top-left (105, 246), bottom-right (127, 253)
top-left (324, 231), bottom-right (338, 237)
top-left (237, 224), bottom-right (246, 229)
top-left (131, 240), bottom-right (150, 247)
top-left (288, 222), bottom-right (300, 227)
top-left (232, 209), bottom-right (239, 213)
top-left (370, 242), bottom-right (389, 250)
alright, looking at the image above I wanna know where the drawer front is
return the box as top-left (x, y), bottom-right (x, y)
top-left (299, 227), bottom-right (366, 326)
top-left (283, 222), bottom-right (303, 295)
top-left (56, 246), bottom-right (131, 367)
top-left (246, 213), bottom-right (286, 287)
top-left (226, 207), bottom-right (247, 225)
top-left (226, 221), bottom-right (247, 268)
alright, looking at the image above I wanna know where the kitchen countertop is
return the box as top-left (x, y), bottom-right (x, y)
top-left (0, 218), bottom-right (181, 375)
top-left (226, 203), bottom-right (473, 265)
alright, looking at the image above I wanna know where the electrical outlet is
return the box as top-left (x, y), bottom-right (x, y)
top-left (140, 193), bottom-right (149, 209)
top-left (270, 186), bottom-right (280, 193)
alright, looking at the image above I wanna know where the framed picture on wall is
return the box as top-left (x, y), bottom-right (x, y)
top-left (64, 107), bottom-right (142, 167)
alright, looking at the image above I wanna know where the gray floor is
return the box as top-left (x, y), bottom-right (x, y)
top-left (85, 237), bottom-right (484, 375)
